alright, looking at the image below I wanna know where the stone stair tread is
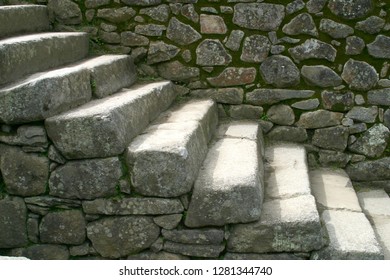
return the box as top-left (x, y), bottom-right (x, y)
top-left (126, 99), bottom-right (217, 198)
top-left (264, 143), bottom-right (311, 200)
top-left (45, 81), bottom-right (177, 159)
top-left (0, 32), bottom-right (89, 85)
top-left (312, 210), bottom-right (383, 260)
top-left (0, 5), bottom-right (50, 39)
top-left (310, 168), bottom-right (362, 212)
top-left (185, 121), bottom-right (264, 227)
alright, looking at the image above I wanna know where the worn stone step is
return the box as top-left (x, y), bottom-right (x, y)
top-left (185, 121), bottom-right (264, 227)
top-left (227, 143), bottom-right (323, 254)
top-left (357, 189), bottom-right (390, 259)
top-left (0, 5), bottom-right (50, 39)
top-left (310, 168), bottom-right (383, 259)
top-left (126, 99), bottom-right (218, 198)
top-left (46, 81), bottom-right (177, 159)
top-left (0, 55), bottom-right (136, 124)
top-left (0, 32), bottom-right (89, 85)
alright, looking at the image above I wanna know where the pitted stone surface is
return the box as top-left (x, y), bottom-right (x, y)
top-left (289, 39), bottom-right (337, 63)
top-left (328, 0), bottom-right (373, 20)
top-left (260, 55), bottom-right (300, 88)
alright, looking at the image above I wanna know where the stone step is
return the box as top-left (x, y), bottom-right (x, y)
top-left (46, 81), bottom-right (177, 159)
top-left (0, 5), bottom-right (50, 39)
top-left (0, 55), bottom-right (136, 124)
top-left (227, 143), bottom-right (323, 254)
top-left (357, 189), bottom-right (390, 260)
top-left (126, 99), bottom-right (218, 198)
top-left (310, 168), bottom-right (383, 260)
top-left (0, 32), bottom-right (89, 85)
top-left (185, 121), bottom-right (264, 227)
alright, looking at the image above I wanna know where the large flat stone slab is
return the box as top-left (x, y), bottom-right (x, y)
top-left (0, 32), bottom-right (89, 85)
top-left (228, 195), bottom-right (323, 253)
top-left (126, 99), bottom-right (217, 198)
top-left (310, 168), bottom-right (362, 212)
top-left (46, 81), bottom-right (176, 159)
top-left (311, 210), bottom-right (383, 260)
top-left (185, 121), bottom-right (264, 227)
top-left (0, 5), bottom-right (50, 39)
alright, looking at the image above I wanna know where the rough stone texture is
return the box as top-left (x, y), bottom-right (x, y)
top-left (121, 31), bottom-right (149, 46)
top-left (267, 126), bottom-right (308, 143)
top-left (267, 104), bottom-right (295, 125)
top-left (96, 7), bottom-right (136, 23)
top-left (225, 30), bottom-right (244, 51)
top-left (260, 55), bottom-right (300, 88)
top-left (349, 124), bottom-right (389, 158)
top-left (127, 251), bottom-right (189, 260)
top-left (0, 125), bottom-right (48, 149)
top-left (181, 4), bottom-right (198, 23)
top-left (367, 89), bottom-right (390, 106)
top-left (85, 0), bottom-right (110, 9)
top-left (40, 210), bottom-right (86, 245)
top-left (356, 16), bottom-right (385, 34)
top-left (310, 168), bottom-right (362, 212)
top-left (0, 145), bottom-right (48, 197)
top-left (346, 157), bottom-right (390, 182)
top-left (82, 198), bottom-right (184, 215)
top-left (289, 39), bottom-right (337, 63)
top-left (224, 253), bottom-right (306, 260)
top-left (166, 17), bottom-right (201, 45)
top-left (312, 210), bottom-right (383, 260)
top-left (282, 13), bottom-right (318, 37)
top-left (140, 4), bottom-right (170, 22)
top-left (292, 99), bottom-right (320, 110)
top-left (346, 36), bottom-right (366, 55)
top-left (341, 59), bottom-right (378, 91)
top-left (147, 41), bottom-right (179, 64)
top-left (319, 19), bottom-right (354, 39)
top-left (385, 109), bottom-right (390, 130)
top-left (228, 195), bottom-right (322, 253)
top-left (307, 0), bottom-right (327, 13)
top-left (49, 157), bottom-right (122, 200)
top-left (327, 0), bottom-right (372, 20)
top-left (153, 214), bottom-right (182, 230)
top-left (240, 35), bottom-right (271, 63)
top-left (367, 35), bottom-right (390, 59)
top-left (296, 110), bottom-right (343, 129)
top-left (196, 39), bottom-right (232, 66)
top-left (135, 24), bottom-right (166, 37)
top-left (122, 0), bottom-right (161, 5)
top-left (162, 228), bottom-right (224, 245)
top-left (312, 126), bottom-right (349, 151)
top-left (164, 241), bottom-right (224, 258)
top-left (48, 0), bottom-right (82, 25)
top-left (233, 3), bottom-right (285, 31)
top-left (207, 68), bottom-right (256, 87)
top-left (190, 88), bottom-right (243, 105)
top-left (87, 216), bottom-right (160, 258)
top-left (157, 61), bottom-right (199, 82)
top-left (0, 197), bottom-right (28, 248)
top-left (13, 244), bottom-right (69, 260)
top-left (247, 89), bottom-right (315, 106)
top-left (200, 14), bottom-right (227, 34)
top-left (345, 106), bottom-right (378, 123)
top-left (318, 150), bottom-right (351, 168)
top-left (321, 91), bottom-right (354, 111)
top-left (229, 105), bottom-right (263, 120)
top-left (302, 65), bottom-right (342, 88)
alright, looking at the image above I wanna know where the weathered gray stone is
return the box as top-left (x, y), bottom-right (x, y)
top-left (0, 125), bottom-right (48, 149)
top-left (164, 241), bottom-right (224, 258)
top-left (229, 105), bottom-right (263, 120)
top-left (302, 65), bottom-right (341, 88)
top-left (346, 36), bottom-right (366, 55)
top-left (297, 110), bottom-right (343, 129)
top-left (321, 91), bottom-right (354, 111)
top-left (282, 13), bottom-right (318, 37)
top-left (307, 0), bottom-right (327, 13)
top-left (185, 122), bottom-right (263, 227)
top-left (349, 124), bottom-right (389, 158)
top-left (356, 16), bottom-right (385, 34)
top-left (40, 210), bottom-right (85, 245)
top-left (127, 251), bottom-right (189, 260)
top-left (289, 39), bottom-right (337, 63)
top-left (341, 59), bottom-right (378, 91)
top-left (312, 210), bottom-right (383, 260)
top-left (368, 35), bottom-right (390, 59)
top-left (14, 244), bottom-right (69, 260)
top-left (247, 89), bottom-right (315, 105)
top-left (147, 41), bottom-right (179, 64)
top-left (134, 24), bottom-right (165, 37)
top-left (98, 30), bottom-right (120, 44)
top-left (166, 17), bottom-right (201, 45)
top-left (162, 228), bottom-right (224, 245)
top-left (191, 88), bottom-right (243, 105)
top-left (286, 0), bottom-right (305, 14)
top-left (157, 61), bottom-right (199, 82)
top-left (87, 216), bottom-right (160, 258)
top-left (292, 99), bottom-right (320, 110)
top-left (82, 198), bottom-right (184, 215)
top-left (367, 89), bottom-right (390, 106)
top-left (270, 45), bottom-right (285, 55)
top-left (312, 126), bottom-right (349, 151)
top-left (0, 145), bottom-right (48, 197)
top-left (228, 195), bottom-right (322, 253)
top-left (318, 150), bottom-right (351, 168)
top-left (85, 0), bottom-right (110, 8)
top-left (96, 7), bottom-right (135, 23)
top-left (207, 68), bottom-right (256, 87)
top-left (122, 0), bottom-right (161, 5)
top-left (225, 30), bottom-right (244, 51)
top-left (345, 106), bottom-right (378, 123)
top-left (240, 35), bottom-right (271, 63)
top-left (196, 39), bottom-right (231, 66)
top-left (347, 158), bottom-right (390, 182)
top-left (328, 0), bottom-right (372, 19)
top-left (349, 123), bottom-right (368, 134)
top-left (153, 214), bottom-right (182, 230)
top-left (48, 0), bottom-right (82, 25)
top-left (233, 3), bottom-right (285, 31)
top-left (224, 252), bottom-right (306, 260)
top-left (385, 109), bottom-right (390, 130)
top-left (267, 126), bottom-right (308, 143)
top-left (0, 197), bottom-right (27, 248)
top-left (49, 157), bottom-right (122, 200)
top-left (121, 31), bottom-right (149, 46)
top-left (319, 19), bottom-right (354, 39)
top-left (27, 217), bottom-right (39, 243)
top-left (267, 104), bottom-right (295, 126)
top-left (181, 4), bottom-right (198, 23)
top-left (260, 55), bottom-right (300, 88)
top-left (140, 4), bottom-right (170, 22)
top-left (200, 14), bottom-right (227, 34)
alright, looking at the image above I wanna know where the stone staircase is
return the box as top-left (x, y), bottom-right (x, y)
top-left (1, 4), bottom-right (390, 260)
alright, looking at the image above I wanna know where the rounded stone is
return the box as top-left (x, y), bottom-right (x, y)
top-left (267, 104), bottom-right (295, 125)
top-left (328, 0), bottom-right (372, 19)
top-left (341, 59), bottom-right (378, 91)
top-left (260, 55), bottom-right (300, 88)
